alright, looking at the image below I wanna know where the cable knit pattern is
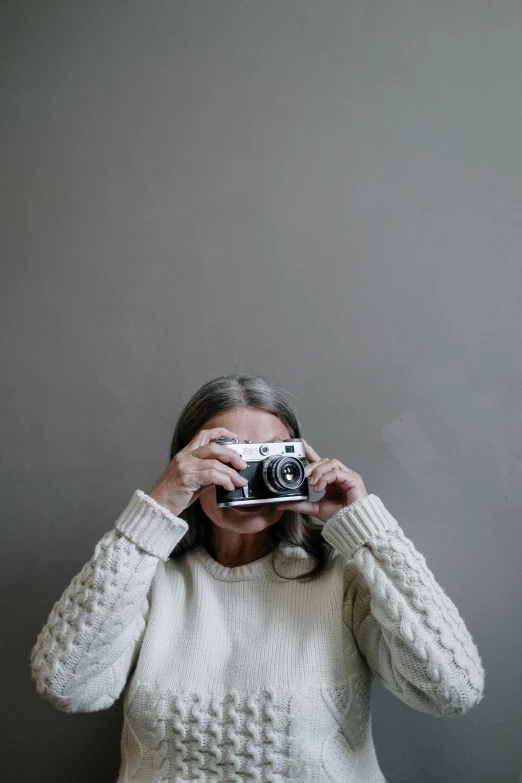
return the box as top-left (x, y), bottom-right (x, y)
top-left (137, 686), bottom-right (310, 783)
top-left (30, 490), bottom-right (484, 782)
top-left (30, 491), bottom-right (189, 712)
top-left (322, 496), bottom-right (485, 717)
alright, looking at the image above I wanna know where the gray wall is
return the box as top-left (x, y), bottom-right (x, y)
top-left (3, 1), bottom-right (521, 780)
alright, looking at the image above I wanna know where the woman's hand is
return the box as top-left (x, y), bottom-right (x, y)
top-left (148, 427), bottom-right (249, 517)
top-left (276, 439), bottom-right (369, 523)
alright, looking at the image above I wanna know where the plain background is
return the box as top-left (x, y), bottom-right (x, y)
top-left (2, 1), bottom-right (522, 781)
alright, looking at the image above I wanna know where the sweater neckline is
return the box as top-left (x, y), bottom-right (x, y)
top-left (191, 545), bottom-right (285, 581)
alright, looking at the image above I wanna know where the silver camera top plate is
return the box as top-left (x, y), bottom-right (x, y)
top-left (214, 437), bottom-right (307, 462)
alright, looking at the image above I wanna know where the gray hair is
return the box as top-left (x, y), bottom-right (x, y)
top-left (167, 373), bottom-right (336, 581)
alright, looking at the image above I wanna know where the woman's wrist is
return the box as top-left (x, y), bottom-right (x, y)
top-left (147, 490), bottom-right (184, 518)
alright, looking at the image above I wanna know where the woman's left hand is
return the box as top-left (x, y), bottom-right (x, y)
top-left (275, 439), bottom-right (369, 524)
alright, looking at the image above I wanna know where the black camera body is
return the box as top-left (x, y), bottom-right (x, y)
top-left (214, 436), bottom-right (310, 508)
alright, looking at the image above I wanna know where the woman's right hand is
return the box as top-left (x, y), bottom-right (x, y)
top-left (147, 427), bottom-right (249, 517)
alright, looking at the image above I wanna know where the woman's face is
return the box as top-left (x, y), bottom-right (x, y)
top-left (197, 407), bottom-right (292, 535)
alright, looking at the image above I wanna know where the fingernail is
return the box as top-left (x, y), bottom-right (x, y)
top-left (240, 477), bottom-right (248, 484)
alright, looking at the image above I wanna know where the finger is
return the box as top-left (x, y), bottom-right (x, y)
top-left (192, 443), bottom-right (247, 471)
top-left (313, 467), bottom-right (345, 493)
top-left (194, 458), bottom-right (248, 487)
top-left (305, 457), bottom-right (334, 481)
top-left (186, 427), bottom-right (239, 451)
top-left (196, 467), bottom-right (241, 493)
top-left (307, 462), bottom-right (338, 486)
top-left (300, 438), bottom-right (322, 463)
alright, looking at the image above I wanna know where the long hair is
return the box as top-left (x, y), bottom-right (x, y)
top-left (167, 373), bottom-right (336, 581)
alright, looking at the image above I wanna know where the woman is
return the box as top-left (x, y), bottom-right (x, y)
top-left (30, 373), bottom-right (485, 782)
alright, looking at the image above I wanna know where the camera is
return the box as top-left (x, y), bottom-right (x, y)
top-left (213, 436), bottom-right (310, 508)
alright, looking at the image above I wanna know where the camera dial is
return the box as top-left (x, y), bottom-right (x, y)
top-left (215, 436), bottom-right (239, 444)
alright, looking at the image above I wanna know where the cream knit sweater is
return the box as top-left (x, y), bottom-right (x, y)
top-left (30, 490), bottom-right (485, 782)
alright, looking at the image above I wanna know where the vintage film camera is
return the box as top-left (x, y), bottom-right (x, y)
top-left (214, 436), bottom-right (310, 508)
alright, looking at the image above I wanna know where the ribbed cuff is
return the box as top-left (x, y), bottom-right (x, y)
top-left (114, 489), bottom-right (189, 560)
top-left (321, 494), bottom-right (400, 559)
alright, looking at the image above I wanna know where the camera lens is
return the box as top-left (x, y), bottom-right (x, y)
top-left (262, 455), bottom-right (305, 493)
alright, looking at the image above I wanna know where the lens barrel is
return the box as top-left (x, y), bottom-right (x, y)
top-left (262, 455), bottom-right (305, 494)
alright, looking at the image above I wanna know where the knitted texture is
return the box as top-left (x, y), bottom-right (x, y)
top-left (322, 496), bottom-right (485, 717)
top-left (30, 491), bottom-right (189, 712)
top-left (30, 490), bottom-right (485, 782)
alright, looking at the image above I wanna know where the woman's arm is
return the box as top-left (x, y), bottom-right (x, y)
top-left (30, 490), bottom-right (188, 713)
top-left (321, 495), bottom-right (485, 716)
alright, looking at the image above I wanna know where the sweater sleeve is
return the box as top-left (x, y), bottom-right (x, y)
top-left (320, 494), bottom-right (485, 717)
top-left (30, 490), bottom-right (188, 713)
